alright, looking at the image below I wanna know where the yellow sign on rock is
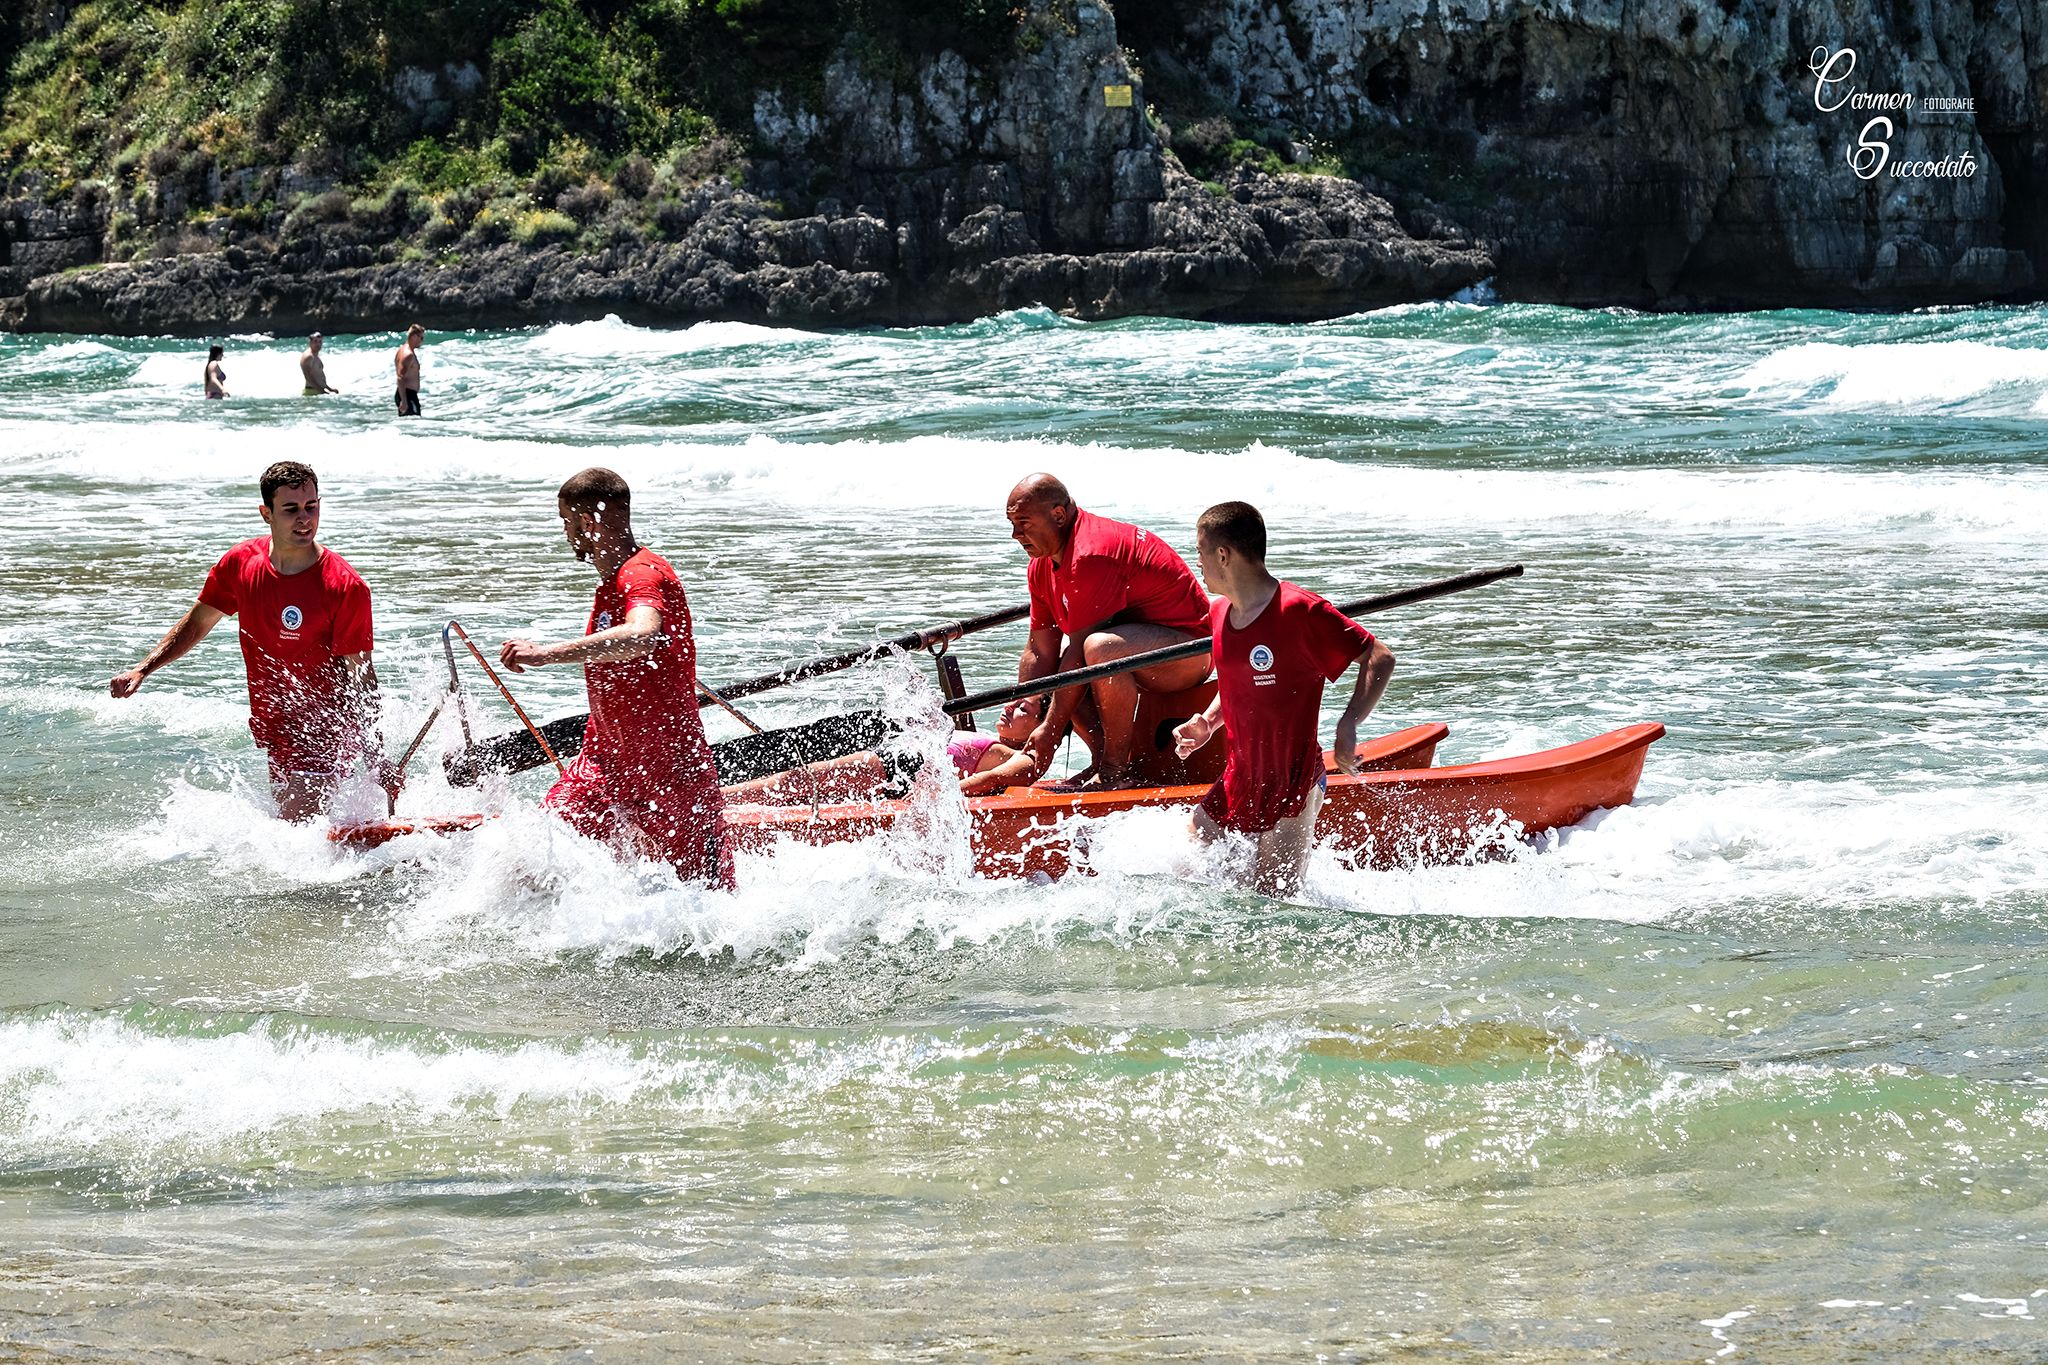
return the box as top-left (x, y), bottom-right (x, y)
top-left (1103, 85), bottom-right (1133, 108)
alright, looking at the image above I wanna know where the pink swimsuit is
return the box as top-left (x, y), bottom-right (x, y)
top-left (947, 732), bottom-right (995, 777)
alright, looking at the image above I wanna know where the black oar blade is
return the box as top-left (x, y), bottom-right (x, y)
top-left (712, 710), bottom-right (902, 786)
top-left (443, 710), bottom-right (902, 788)
top-left (444, 713), bottom-right (590, 786)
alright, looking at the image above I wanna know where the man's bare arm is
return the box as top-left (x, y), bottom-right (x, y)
top-left (500, 605), bottom-right (664, 672)
top-left (1331, 638), bottom-right (1397, 775)
top-left (1014, 625), bottom-right (1062, 684)
top-left (1026, 632), bottom-right (1094, 763)
top-left (340, 653), bottom-right (402, 796)
top-left (110, 601), bottom-right (226, 697)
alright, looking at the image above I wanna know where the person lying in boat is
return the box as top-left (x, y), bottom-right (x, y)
top-left (109, 460), bottom-right (399, 821)
top-left (1173, 501), bottom-right (1396, 896)
top-left (723, 712), bottom-right (1040, 807)
top-left (1003, 472), bottom-right (1212, 790)
top-left (497, 467), bottom-right (733, 889)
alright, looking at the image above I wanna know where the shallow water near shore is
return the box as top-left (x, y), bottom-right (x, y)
top-left (3, 303), bottom-right (2047, 1361)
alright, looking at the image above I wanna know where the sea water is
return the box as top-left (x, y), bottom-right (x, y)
top-left (1, 304), bottom-right (2045, 1360)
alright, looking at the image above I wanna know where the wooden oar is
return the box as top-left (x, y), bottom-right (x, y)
top-left (447, 619), bottom-right (566, 775)
top-left (384, 689), bottom-right (453, 814)
top-left (443, 602), bottom-right (1030, 781)
top-left (699, 683), bottom-right (765, 735)
top-left (940, 563), bottom-right (1524, 717)
top-left (710, 602), bottom-right (1029, 701)
top-left (443, 709), bottom-right (903, 788)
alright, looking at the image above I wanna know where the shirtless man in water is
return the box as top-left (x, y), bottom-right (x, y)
top-left (393, 324), bottom-right (423, 415)
top-left (1003, 473), bottom-right (1213, 789)
top-left (300, 332), bottom-right (339, 395)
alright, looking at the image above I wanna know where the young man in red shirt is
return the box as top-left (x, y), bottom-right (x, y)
top-left (110, 460), bottom-right (397, 822)
top-left (1173, 501), bottom-right (1397, 895)
top-left (498, 468), bottom-right (733, 890)
top-left (1002, 472), bottom-right (1213, 788)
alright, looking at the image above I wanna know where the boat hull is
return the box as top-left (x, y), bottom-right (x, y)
top-left (336, 723), bottom-right (1665, 877)
top-left (723, 722), bottom-right (1664, 880)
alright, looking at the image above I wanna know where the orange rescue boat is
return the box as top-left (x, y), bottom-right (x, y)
top-left (336, 676), bottom-right (1664, 876)
top-left (725, 682), bottom-right (1665, 880)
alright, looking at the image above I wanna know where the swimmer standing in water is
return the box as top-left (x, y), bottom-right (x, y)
top-left (203, 344), bottom-right (229, 399)
top-left (393, 324), bottom-right (424, 416)
top-left (300, 332), bottom-right (339, 395)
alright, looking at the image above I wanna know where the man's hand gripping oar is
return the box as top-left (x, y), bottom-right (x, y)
top-left (496, 612), bottom-right (768, 734)
top-left (446, 603), bottom-right (1029, 784)
top-left (941, 564), bottom-right (1526, 721)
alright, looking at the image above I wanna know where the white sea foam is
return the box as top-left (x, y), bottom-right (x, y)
top-left (1738, 339), bottom-right (2048, 414)
top-left (0, 983), bottom-right (2014, 1174)
top-left (532, 314), bottom-right (810, 358)
top-left (7, 424), bottom-right (2047, 539)
top-left (108, 746), bottom-right (2048, 974)
top-left (0, 1009), bottom-right (768, 1157)
top-left (1, 681), bottom-right (249, 742)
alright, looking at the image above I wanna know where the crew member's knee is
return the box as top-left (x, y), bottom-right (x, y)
top-left (1080, 631), bottom-right (1122, 665)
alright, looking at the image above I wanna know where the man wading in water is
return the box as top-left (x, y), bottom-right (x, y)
top-left (392, 324), bottom-right (424, 416)
top-left (1174, 501), bottom-right (1396, 894)
top-left (110, 461), bottom-right (399, 821)
top-left (1003, 473), bottom-right (1212, 789)
top-left (300, 332), bottom-right (339, 395)
top-left (499, 468), bottom-right (734, 889)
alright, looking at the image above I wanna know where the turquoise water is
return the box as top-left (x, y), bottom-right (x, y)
top-left (2, 304), bottom-right (2046, 1360)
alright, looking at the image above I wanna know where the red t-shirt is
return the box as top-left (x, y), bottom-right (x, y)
top-left (580, 548), bottom-right (720, 795)
top-left (1027, 508), bottom-right (1210, 639)
top-left (1201, 581), bottom-right (1374, 834)
top-left (197, 538), bottom-right (374, 755)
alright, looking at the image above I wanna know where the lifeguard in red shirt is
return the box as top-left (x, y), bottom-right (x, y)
top-left (1173, 501), bottom-right (1397, 895)
top-left (109, 460), bottom-right (397, 822)
top-left (498, 468), bottom-right (733, 890)
top-left (1002, 473), bottom-right (1213, 788)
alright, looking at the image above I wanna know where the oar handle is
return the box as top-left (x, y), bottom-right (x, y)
top-left (940, 563), bottom-right (1523, 717)
top-left (713, 603), bottom-right (1030, 701)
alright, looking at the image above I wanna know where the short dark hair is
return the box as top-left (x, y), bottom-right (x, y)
top-left (1197, 501), bottom-right (1266, 563)
top-left (558, 466), bottom-right (631, 516)
top-left (261, 461), bottom-right (320, 506)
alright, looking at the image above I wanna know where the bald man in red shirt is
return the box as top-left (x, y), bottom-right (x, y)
top-left (1003, 473), bottom-right (1213, 788)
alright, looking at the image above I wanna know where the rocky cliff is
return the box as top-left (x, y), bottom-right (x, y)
top-left (1, 0), bottom-right (2039, 333)
top-left (1126, 0), bottom-right (2042, 308)
top-left (3, 2), bottom-right (1489, 332)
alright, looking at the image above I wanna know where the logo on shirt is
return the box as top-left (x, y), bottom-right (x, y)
top-left (594, 611), bottom-right (613, 631)
top-left (280, 605), bottom-right (304, 631)
top-left (1249, 644), bottom-right (1275, 672)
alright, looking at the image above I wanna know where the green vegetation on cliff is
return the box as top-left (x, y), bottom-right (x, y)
top-left (0, 0), bottom-right (1019, 230)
